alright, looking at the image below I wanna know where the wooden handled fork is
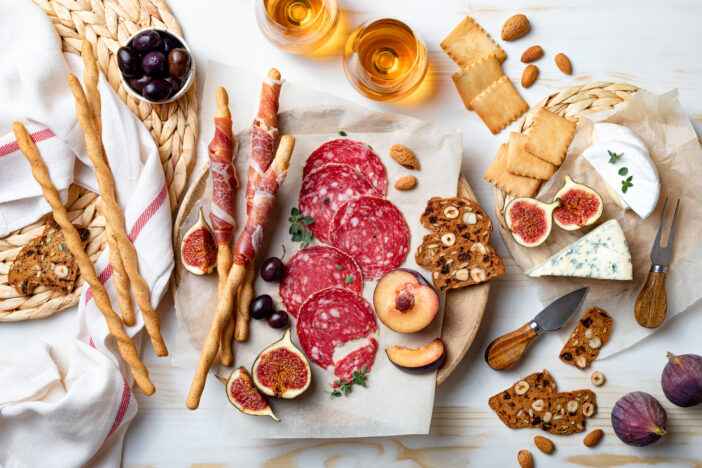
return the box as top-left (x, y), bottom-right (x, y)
top-left (635, 198), bottom-right (680, 329)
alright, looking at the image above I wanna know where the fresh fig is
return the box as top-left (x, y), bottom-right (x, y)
top-left (252, 329), bottom-right (311, 399)
top-left (611, 391), bottom-right (667, 446)
top-left (662, 352), bottom-right (702, 407)
top-left (225, 367), bottom-right (279, 421)
top-left (180, 207), bottom-right (217, 275)
top-left (552, 175), bottom-right (603, 231)
top-left (504, 197), bottom-right (560, 247)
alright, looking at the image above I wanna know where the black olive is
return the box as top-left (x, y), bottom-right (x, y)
top-left (160, 33), bottom-right (183, 54)
top-left (260, 257), bottom-right (285, 282)
top-left (132, 30), bottom-right (162, 53)
top-left (142, 79), bottom-right (171, 102)
top-left (129, 75), bottom-right (151, 94)
top-left (268, 311), bottom-right (289, 329)
top-left (167, 48), bottom-right (191, 80)
top-left (117, 47), bottom-right (140, 78)
top-left (141, 51), bottom-right (168, 77)
top-left (249, 295), bottom-right (274, 320)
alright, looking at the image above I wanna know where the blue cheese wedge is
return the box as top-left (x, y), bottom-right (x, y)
top-left (526, 220), bottom-right (632, 280)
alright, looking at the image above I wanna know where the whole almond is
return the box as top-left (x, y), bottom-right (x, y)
top-left (521, 65), bottom-right (539, 88)
top-left (583, 429), bottom-right (604, 447)
top-left (521, 45), bottom-right (543, 63)
top-left (501, 14), bottom-right (530, 41)
top-left (517, 450), bottom-right (533, 468)
top-left (394, 175), bottom-right (417, 191)
top-left (555, 53), bottom-right (572, 74)
top-left (390, 144), bottom-right (420, 170)
top-left (534, 435), bottom-right (555, 454)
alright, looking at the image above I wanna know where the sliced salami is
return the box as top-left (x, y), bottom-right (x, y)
top-left (302, 139), bottom-right (388, 196)
top-left (299, 163), bottom-right (379, 244)
top-left (279, 246), bottom-right (363, 318)
top-left (329, 196), bottom-right (410, 279)
top-left (296, 288), bottom-right (378, 369)
top-left (333, 338), bottom-right (378, 385)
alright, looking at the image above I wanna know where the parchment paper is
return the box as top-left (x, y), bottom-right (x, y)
top-left (505, 90), bottom-right (702, 358)
top-left (173, 61), bottom-right (462, 438)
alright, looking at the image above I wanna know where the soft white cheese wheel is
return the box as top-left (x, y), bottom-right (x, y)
top-left (593, 123), bottom-right (649, 153)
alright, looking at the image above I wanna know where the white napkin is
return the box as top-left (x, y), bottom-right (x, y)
top-left (0, 2), bottom-right (174, 467)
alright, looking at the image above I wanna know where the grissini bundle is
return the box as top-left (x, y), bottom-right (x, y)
top-left (67, 74), bottom-right (167, 356)
top-left (206, 86), bottom-right (238, 366)
top-left (187, 135), bottom-right (295, 410)
top-left (81, 40), bottom-right (136, 327)
top-left (13, 122), bottom-right (155, 396)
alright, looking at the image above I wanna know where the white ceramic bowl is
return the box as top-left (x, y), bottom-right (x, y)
top-left (120, 27), bottom-right (195, 104)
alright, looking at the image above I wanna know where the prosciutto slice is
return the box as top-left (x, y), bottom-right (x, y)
top-left (207, 116), bottom-right (238, 245)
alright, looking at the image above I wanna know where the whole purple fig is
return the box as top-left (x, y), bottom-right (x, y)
top-left (662, 352), bottom-right (702, 407)
top-left (611, 391), bottom-right (667, 446)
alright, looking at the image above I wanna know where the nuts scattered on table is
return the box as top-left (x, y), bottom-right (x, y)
top-left (583, 429), bottom-right (604, 447)
top-left (394, 175), bottom-right (417, 191)
top-left (521, 65), bottom-right (539, 88)
top-left (555, 53), bottom-right (572, 74)
top-left (521, 45), bottom-right (544, 63)
top-left (590, 371), bottom-right (606, 387)
top-left (390, 144), bottom-right (419, 170)
top-left (515, 380), bottom-right (530, 395)
top-left (567, 400), bottom-right (579, 413)
top-left (517, 449), bottom-right (533, 468)
top-left (582, 402), bottom-right (595, 417)
top-left (534, 435), bottom-right (555, 454)
top-left (441, 233), bottom-right (456, 246)
top-left (531, 399), bottom-right (545, 412)
top-left (502, 14), bottom-right (530, 41)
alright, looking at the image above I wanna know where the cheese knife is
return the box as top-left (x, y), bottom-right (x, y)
top-left (485, 287), bottom-right (589, 371)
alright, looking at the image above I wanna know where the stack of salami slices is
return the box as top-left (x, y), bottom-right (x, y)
top-left (279, 139), bottom-right (411, 383)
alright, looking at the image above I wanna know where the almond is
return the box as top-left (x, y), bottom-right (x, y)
top-left (534, 435), bottom-right (555, 454)
top-left (394, 175), bottom-right (417, 191)
top-left (583, 429), bottom-right (604, 447)
top-left (521, 45), bottom-right (543, 63)
top-left (555, 53), bottom-right (572, 74)
top-left (517, 449), bottom-right (533, 468)
top-left (390, 144), bottom-right (419, 170)
top-left (501, 14), bottom-right (530, 41)
top-left (521, 65), bottom-right (538, 88)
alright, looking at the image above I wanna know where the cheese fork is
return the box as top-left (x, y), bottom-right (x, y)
top-left (635, 198), bottom-right (680, 329)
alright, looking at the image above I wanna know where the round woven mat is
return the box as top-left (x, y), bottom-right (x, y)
top-left (494, 81), bottom-right (638, 234)
top-left (1, 0), bottom-right (197, 321)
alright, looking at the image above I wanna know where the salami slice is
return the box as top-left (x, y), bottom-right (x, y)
top-left (299, 164), bottom-right (379, 244)
top-left (329, 196), bottom-right (410, 279)
top-left (296, 288), bottom-right (378, 369)
top-left (333, 338), bottom-right (378, 385)
top-left (279, 246), bottom-right (363, 318)
top-left (302, 139), bottom-right (388, 196)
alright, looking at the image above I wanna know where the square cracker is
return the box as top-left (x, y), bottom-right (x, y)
top-left (440, 16), bottom-right (507, 68)
top-left (452, 55), bottom-right (504, 110)
top-left (469, 76), bottom-right (529, 134)
top-left (525, 108), bottom-right (577, 165)
top-left (484, 143), bottom-right (541, 197)
top-left (506, 132), bottom-right (558, 180)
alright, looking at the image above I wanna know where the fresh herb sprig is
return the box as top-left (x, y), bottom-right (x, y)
top-left (351, 366), bottom-right (368, 387)
top-left (608, 150), bottom-right (623, 164)
top-left (327, 366), bottom-right (368, 398)
top-left (618, 167), bottom-right (629, 176)
top-left (289, 207), bottom-right (314, 248)
top-left (621, 176), bottom-right (634, 193)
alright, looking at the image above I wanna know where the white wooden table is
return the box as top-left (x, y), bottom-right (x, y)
top-left (5, 1), bottom-right (702, 466)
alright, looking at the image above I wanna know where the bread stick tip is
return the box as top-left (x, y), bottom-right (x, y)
top-left (268, 68), bottom-right (281, 80)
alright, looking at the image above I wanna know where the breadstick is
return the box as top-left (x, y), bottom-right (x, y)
top-left (13, 122), bottom-right (154, 396)
top-left (234, 264), bottom-right (254, 342)
top-left (68, 74), bottom-right (167, 357)
top-left (81, 41), bottom-right (136, 327)
top-left (187, 135), bottom-right (295, 410)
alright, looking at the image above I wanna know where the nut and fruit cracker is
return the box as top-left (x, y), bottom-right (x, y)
top-left (506, 132), bottom-right (558, 180)
top-left (538, 389), bottom-right (597, 435)
top-left (488, 370), bottom-right (558, 429)
top-left (430, 241), bottom-right (504, 292)
top-left (469, 76), bottom-right (529, 134)
top-left (440, 16), bottom-right (506, 69)
top-left (559, 306), bottom-right (613, 369)
top-left (415, 229), bottom-right (492, 268)
top-left (525, 108), bottom-right (577, 165)
top-left (484, 143), bottom-right (541, 197)
top-left (9, 220), bottom-right (88, 296)
top-left (420, 197), bottom-right (492, 236)
top-left (451, 55), bottom-right (504, 110)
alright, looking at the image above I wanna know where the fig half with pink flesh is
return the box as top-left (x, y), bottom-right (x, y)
top-left (374, 269), bottom-right (440, 334)
top-left (252, 329), bottom-right (311, 399)
top-left (180, 207), bottom-right (217, 275)
top-left (505, 197), bottom-right (560, 247)
top-left (226, 367), bottom-right (279, 421)
top-left (386, 338), bottom-right (446, 374)
top-left (552, 175), bottom-right (603, 231)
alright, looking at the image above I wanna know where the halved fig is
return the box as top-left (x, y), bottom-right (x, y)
top-left (374, 268), bottom-right (440, 334)
top-left (386, 338), bottom-right (446, 374)
top-left (252, 329), bottom-right (311, 399)
top-left (505, 198), bottom-right (560, 247)
top-left (226, 367), bottom-right (279, 421)
top-left (552, 175), bottom-right (603, 231)
top-left (180, 207), bottom-right (217, 275)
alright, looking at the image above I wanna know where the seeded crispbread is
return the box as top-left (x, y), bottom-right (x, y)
top-left (420, 197), bottom-right (492, 236)
top-left (560, 306), bottom-right (613, 370)
top-left (8, 220), bottom-right (88, 296)
top-left (488, 370), bottom-right (558, 429)
top-left (430, 241), bottom-right (505, 292)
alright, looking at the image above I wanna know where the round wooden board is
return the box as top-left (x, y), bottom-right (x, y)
top-left (173, 168), bottom-right (489, 387)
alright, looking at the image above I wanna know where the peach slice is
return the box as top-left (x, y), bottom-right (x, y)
top-left (386, 338), bottom-right (446, 374)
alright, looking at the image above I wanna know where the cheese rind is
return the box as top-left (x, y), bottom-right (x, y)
top-left (526, 220), bottom-right (633, 280)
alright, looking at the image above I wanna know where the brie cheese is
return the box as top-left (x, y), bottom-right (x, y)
top-left (583, 124), bottom-right (660, 219)
top-left (526, 220), bottom-right (632, 280)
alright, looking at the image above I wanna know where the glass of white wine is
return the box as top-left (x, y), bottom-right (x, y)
top-left (343, 18), bottom-right (428, 102)
top-left (256, 0), bottom-right (339, 54)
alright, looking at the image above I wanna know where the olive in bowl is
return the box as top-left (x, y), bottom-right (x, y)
top-left (118, 28), bottom-right (195, 104)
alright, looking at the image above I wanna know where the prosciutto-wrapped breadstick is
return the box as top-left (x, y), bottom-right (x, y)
top-left (207, 87), bottom-right (238, 366)
top-left (187, 135), bottom-right (295, 410)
